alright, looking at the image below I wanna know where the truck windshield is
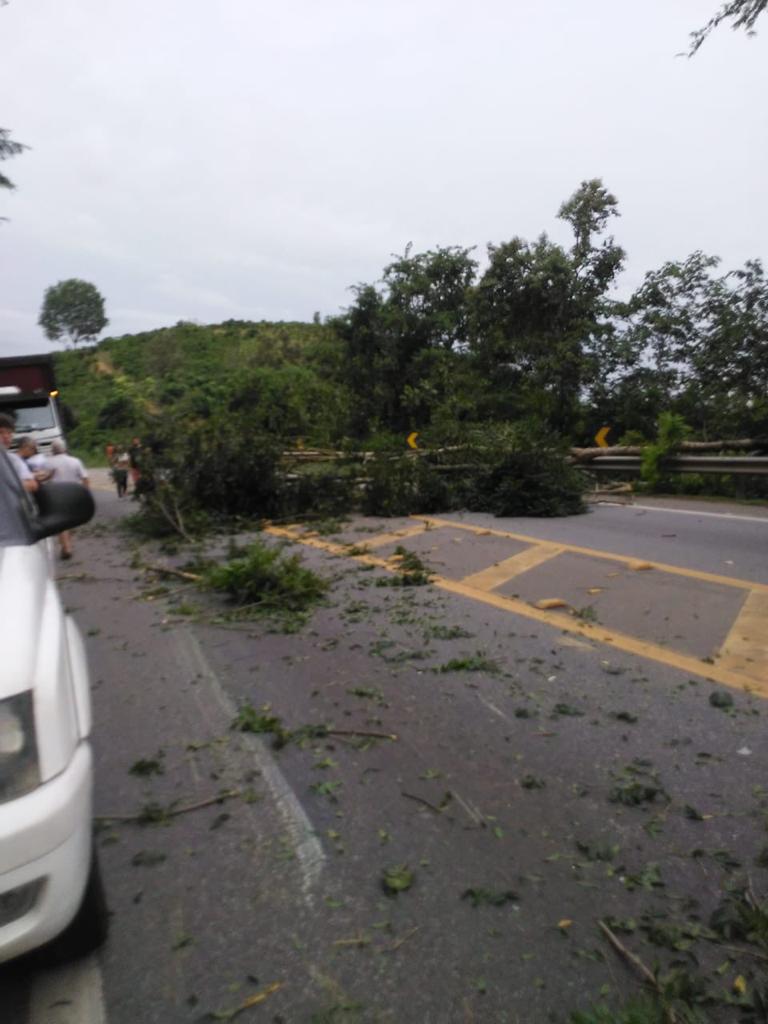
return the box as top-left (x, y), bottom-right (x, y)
top-left (9, 401), bottom-right (57, 432)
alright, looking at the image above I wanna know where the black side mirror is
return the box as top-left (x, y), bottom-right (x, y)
top-left (30, 483), bottom-right (95, 541)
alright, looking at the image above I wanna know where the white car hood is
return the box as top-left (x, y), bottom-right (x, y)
top-left (0, 544), bottom-right (52, 699)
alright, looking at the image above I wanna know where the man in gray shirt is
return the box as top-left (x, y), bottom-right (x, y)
top-left (47, 440), bottom-right (90, 559)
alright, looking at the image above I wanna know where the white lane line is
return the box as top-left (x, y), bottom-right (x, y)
top-left (27, 955), bottom-right (106, 1024)
top-left (629, 504), bottom-right (768, 525)
top-left (174, 629), bottom-right (325, 907)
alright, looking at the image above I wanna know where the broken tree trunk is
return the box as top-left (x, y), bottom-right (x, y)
top-left (571, 438), bottom-right (765, 463)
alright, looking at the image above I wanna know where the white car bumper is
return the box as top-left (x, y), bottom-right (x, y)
top-left (0, 741), bottom-right (92, 963)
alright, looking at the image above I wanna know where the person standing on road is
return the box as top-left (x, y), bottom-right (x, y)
top-left (47, 439), bottom-right (90, 560)
top-left (112, 445), bottom-right (130, 498)
top-left (17, 436), bottom-right (53, 483)
top-left (128, 437), bottom-right (142, 491)
top-left (0, 413), bottom-right (38, 493)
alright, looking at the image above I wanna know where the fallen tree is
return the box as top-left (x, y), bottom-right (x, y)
top-left (570, 438), bottom-right (767, 463)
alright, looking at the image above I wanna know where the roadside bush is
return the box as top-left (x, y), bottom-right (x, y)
top-left (467, 451), bottom-right (587, 516)
top-left (178, 428), bottom-right (285, 517)
top-left (360, 456), bottom-right (452, 516)
top-left (358, 424), bottom-right (586, 517)
top-left (284, 465), bottom-right (358, 518)
top-left (134, 420), bottom-right (286, 533)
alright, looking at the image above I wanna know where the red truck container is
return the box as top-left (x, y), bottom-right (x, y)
top-left (0, 353), bottom-right (64, 453)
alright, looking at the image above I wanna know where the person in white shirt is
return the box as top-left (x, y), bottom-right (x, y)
top-left (46, 440), bottom-right (90, 560)
top-left (0, 413), bottom-right (37, 493)
top-left (17, 436), bottom-right (52, 483)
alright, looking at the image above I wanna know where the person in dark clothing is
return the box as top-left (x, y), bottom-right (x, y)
top-left (112, 446), bottom-right (130, 498)
top-left (128, 438), bottom-right (142, 490)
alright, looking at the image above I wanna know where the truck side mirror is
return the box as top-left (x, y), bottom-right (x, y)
top-left (30, 483), bottom-right (95, 541)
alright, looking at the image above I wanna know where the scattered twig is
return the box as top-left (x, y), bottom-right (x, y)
top-left (745, 873), bottom-right (759, 910)
top-left (325, 728), bottom-right (398, 741)
top-left (333, 933), bottom-right (370, 948)
top-left (402, 791), bottom-right (450, 815)
top-left (153, 583), bottom-right (193, 598)
top-left (96, 788), bottom-right (241, 823)
top-left (206, 981), bottom-right (283, 1021)
top-left (148, 491), bottom-right (195, 544)
top-left (599, 919), bottom-right (657, 987)
top-left (144, 562), bottom-right (201, 582)
top-left (171, 494), bottom-right (190, 544)
top-left (449, 789), bottom-right (486, 828)
top-left (387, 926), bottom-right (420, 952)
top-left (599, 920), bottom-right (680, 1024)
top-left (715, 942), bottom-right (768, 964)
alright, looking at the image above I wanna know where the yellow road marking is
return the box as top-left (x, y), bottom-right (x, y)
top-left (350, 523), bottom-right (429, 550)
top-left (266, 524), bottom-right (768, 697)
top-left (415, 515), bottom-right (768, 595)
top-left (461, 544), bottom-right (564, 591)
top-left (717, 590), bottom-right (768, 686)
top-left (436, 576), bottom-right (768, 698)
top-left (268, 525), bottom-right (392, 569)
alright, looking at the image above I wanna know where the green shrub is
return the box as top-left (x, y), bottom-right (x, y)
top-left (285, 466), bottom-right (357, 518)
top-left (358, 422), bottom-right (586, 518)
top-left (203, 540), bottom-right (328, 613)
top-left (467, 451), bottom-right (586, 517)
top-left (360, 456), bottom-right (451, 517)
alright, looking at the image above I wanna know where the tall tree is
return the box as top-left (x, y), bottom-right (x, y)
top-left (619, 251), bottom-right (768, 436)
top-left (39, 279), bottom-right (109, 346)
top-left (331, 246), bottom-right (477, 435)
top-left (469, 180), bottom-right (625, 434)
top-left (688, 0), bottom-right (767, 54)
top-left (0, 128), bottom-right (27, 219)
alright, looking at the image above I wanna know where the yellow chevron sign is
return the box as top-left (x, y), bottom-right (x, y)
top-left (595, 426), bottom-right (611, 448)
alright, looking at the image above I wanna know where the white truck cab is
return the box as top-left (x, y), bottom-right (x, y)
top-left (0, 449), bottom-right (107, 963)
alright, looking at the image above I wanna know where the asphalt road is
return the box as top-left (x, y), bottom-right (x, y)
top-left (3, 485), bottom-right (767, 1023)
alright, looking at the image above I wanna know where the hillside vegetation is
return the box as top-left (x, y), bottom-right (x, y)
top-left (55, 318), bottom-right (345, 458)
top-left (51, 178), bottom-right (768, 525)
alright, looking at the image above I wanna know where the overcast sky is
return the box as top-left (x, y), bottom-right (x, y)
top-left (1, 0), bottom-right (766, 356)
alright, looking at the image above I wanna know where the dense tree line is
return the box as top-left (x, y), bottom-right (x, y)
top-left (326, 180), bottom-right (768, 447)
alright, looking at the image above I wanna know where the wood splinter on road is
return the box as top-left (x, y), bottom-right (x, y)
top-left (599, 919), bottom-right (682, 1023)
top-left (145, 562), bottom-right (201, 582)
top-left (211, 981), bottom-right (284, 1022)
top-left (95, 788), bottom-right (241, 824)
top-left (327, 728), bottom-right (398, 741)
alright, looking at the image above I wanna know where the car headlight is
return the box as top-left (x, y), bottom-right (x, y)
top-left (0, 692), bottom-right (40, 803)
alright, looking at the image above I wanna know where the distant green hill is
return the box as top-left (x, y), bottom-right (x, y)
top-left (53, 319), bottom-right (346, 459)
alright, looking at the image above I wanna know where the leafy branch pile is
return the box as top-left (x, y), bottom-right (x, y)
top-left (203, 540), bottom-right (328, 621)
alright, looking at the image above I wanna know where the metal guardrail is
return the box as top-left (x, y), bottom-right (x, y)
top-left (585, 455), bottom-right (768, 476)
top-left (283, 449), bottom-right (768, 476)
